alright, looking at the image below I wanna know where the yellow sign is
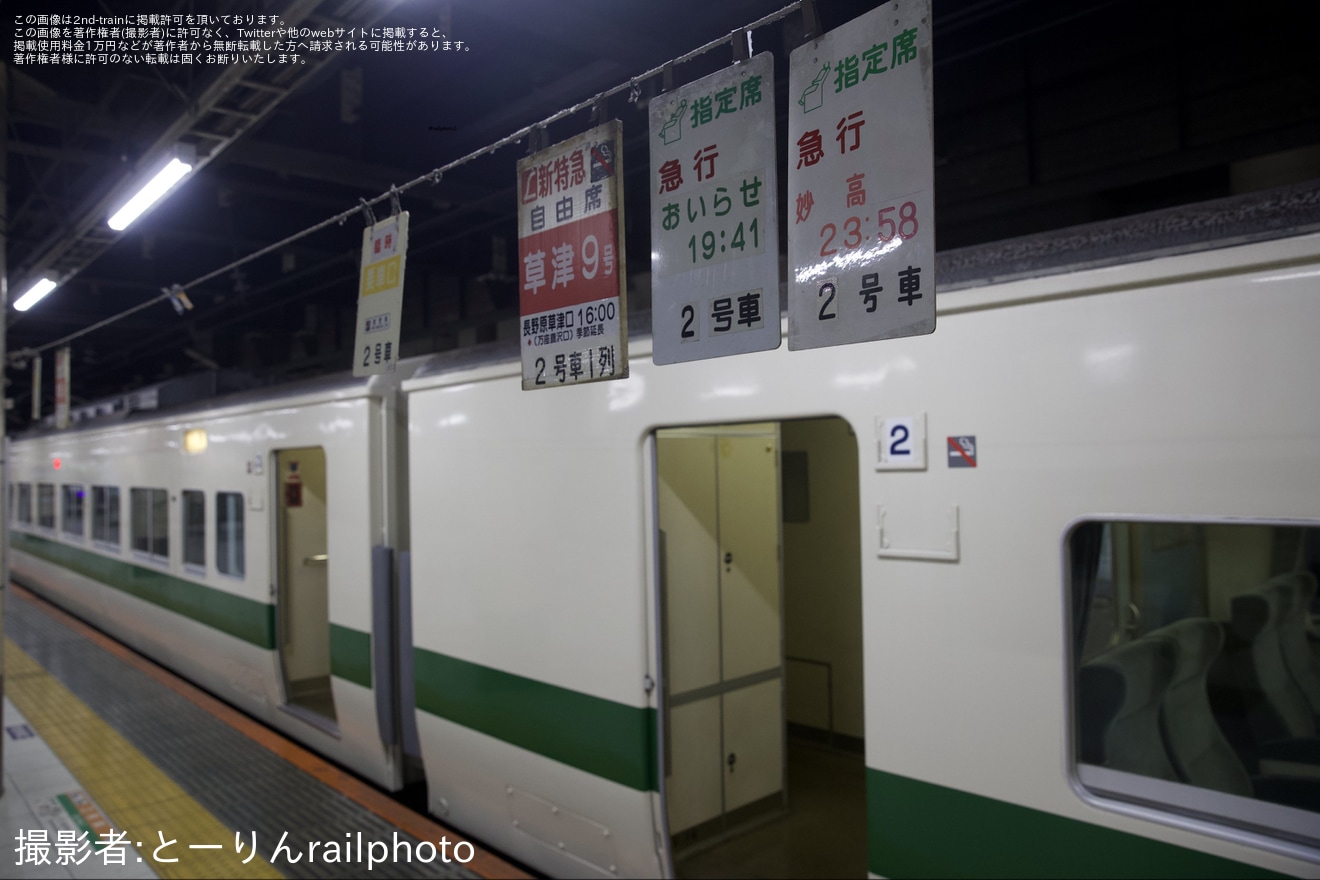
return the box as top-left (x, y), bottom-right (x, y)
top-left (352, 211), bottom-right (409, 376)
top-left (361, 256), bottom-right (401, 296)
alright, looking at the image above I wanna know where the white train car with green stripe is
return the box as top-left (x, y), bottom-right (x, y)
top-left (9, 185), bottom-right (1320, 877)
top-left (8, 372), bottom-right (411, 795)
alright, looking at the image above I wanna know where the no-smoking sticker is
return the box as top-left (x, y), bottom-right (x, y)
top-left (948, 435), bottom-right (977, 468)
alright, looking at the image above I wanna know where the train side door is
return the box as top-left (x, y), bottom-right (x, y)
top-left (657, 424), bottom-right (784, 851)
top-left (274, 447), bottom-right (337, 727)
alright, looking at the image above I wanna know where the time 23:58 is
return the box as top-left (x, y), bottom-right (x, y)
top-left (819, 201), bottom-right (918, 257)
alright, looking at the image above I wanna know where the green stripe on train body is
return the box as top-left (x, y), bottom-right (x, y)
top-left (412, 647), bottom-right (658, 792)
top-left (12, 532), bottom-right (276, 649)
top-left (24, 531), bottom-right (1273, 873)
top-left (867, 768), bottom-right (1284, 878)
top-left (17, 530), bottom-right (651, 784)
top-left (11, 533), bottom-right (376, 689)
top-left (329, 623), bottom-right (372, 687)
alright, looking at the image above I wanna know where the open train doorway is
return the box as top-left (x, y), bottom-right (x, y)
top-left (656, 417), bottom-right (865, 878)
top-left (274, 446), bottom-right (338, 729)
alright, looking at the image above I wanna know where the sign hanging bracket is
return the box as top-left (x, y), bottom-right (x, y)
top-left (592, 94), bottom-right (610, 123)
top-left (731, 27), bottom-right (751, 63)
top-left (661, 62), bottom-right (674, 94)
top-left (359, 198), bottom-right (377, 227)
top-left (164, 284), bottom-right (194, 315)
top-left (388, 185), bottom-right (402, 217)
top-left (527, 125), bottom-right (547, 156)
top-left (801, 0), bottom-right (820, 40)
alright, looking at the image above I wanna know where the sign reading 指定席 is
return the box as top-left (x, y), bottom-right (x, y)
top-left (787, 0), bottom-right (935, 350)
top-left (650, 53), bottom-right (780, 364)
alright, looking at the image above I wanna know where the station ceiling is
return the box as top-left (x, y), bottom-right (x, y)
top-left (5, 0), bottom-right (1319, 421)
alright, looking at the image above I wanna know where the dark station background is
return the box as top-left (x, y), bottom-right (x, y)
top-left (6, 0), bottom-right (1318, 425)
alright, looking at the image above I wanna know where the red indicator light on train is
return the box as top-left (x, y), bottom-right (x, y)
top-left (53, 458), bottom-right (61, 470)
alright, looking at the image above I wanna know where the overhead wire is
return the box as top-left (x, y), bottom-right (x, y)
top-left (8, 1), bottom-right (810, 365)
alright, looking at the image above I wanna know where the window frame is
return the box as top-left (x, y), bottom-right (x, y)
top-left (215, 491), bottom-right (245, 579)
top-left (61, 484), bottom-right (86, 539)
top-left (16, 482), bottom-right (33, 525)
top-left (1064, 515), bottom-right (1320, 862)
top-left (92, 485), bottom-right (122, 550)
top-left (182, 489), bottom-right (206, 572)
top-left (36, 483), bottom-right (56, 531)
top-left (130, 487), bottom-right (170, 564)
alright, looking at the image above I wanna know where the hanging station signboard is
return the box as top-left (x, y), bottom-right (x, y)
top-left (352, 211), bottom-right (410, 376)
top-left (787, 0), bottom-right (935, 350)
top-left (517, 120), bottom-right (628, 389)
top-left (649, 53), bottom-right (780, 364)
top-left (31, 355), bottom-right (42, 422)
top-left (54, 347), bottom-right (71, 429)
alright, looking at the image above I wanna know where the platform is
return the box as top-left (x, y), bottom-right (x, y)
top-left (1, 584), bottom-right (531, 880)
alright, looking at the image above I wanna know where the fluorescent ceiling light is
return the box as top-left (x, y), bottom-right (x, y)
top-left (107, 157), bottom-right (193, 231)
top-left (14, 278), bottom-right (57, 312)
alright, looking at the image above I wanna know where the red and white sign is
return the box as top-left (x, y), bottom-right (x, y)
top-left (517, 120), bottom-right (628, 389)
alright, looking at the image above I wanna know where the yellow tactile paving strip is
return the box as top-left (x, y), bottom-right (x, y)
top-left (5, 638), bottom-right (283, 879)
top-left (10, 583), bottom-right (530, 880)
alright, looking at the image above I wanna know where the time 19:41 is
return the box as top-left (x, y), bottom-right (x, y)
top-left (688, 218), bottom-right (760, 264)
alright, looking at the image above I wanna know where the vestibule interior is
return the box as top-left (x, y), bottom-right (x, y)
top-left (657, 417), bottom-right (865, 879)
top-left (275, 446), bottom-right (338, 727)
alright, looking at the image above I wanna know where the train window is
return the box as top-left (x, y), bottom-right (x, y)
top-left (92, 486), bottom-right (121, 547)
top-left (1070, 521), bottom-right (1320, 847)
top-left (182, 490), bottom-right (205, 569)
top-left (37, 483), bottom-right (55, 529)
top-left (61, 485), bottom-right (86, 538)
top-left (216, 491), bottom-right (244, 578)
top-left (16, 483), bottom-right (32, 525)
top-left (130, 487), bottom-right (169, 561)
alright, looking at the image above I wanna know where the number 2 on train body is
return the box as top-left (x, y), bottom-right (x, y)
top-left (877, 415), bottom-right (926, 471)
top-left (888, 423), bottom-right (910, 458)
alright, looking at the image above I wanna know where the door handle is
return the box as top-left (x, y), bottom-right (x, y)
top-left (303, 554), bottom-right (328, 565)
top-left (1123, 601), bottom-right (1141, 636)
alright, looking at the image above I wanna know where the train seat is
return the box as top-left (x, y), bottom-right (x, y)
top-left (1276, 572), bottom-right (1320, 716)
top-left (1151, 617), bottom-right (1320, 812)
top-left (1147, 619), bottom-right (1253, 796)
top-left (1078, 637), bottom-right (1179, 780)
top-left (1228, 582), bottom-right (1320, 775)
top-left (1230, 583), bottom-right (1318, 742)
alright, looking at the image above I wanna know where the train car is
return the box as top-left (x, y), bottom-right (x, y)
top-left (8, 187), bottom-right (1320, 878)
top-left (8, 370), bottom-right (413, 792)
top-left (399, 194), bottom-right (1320, 877)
